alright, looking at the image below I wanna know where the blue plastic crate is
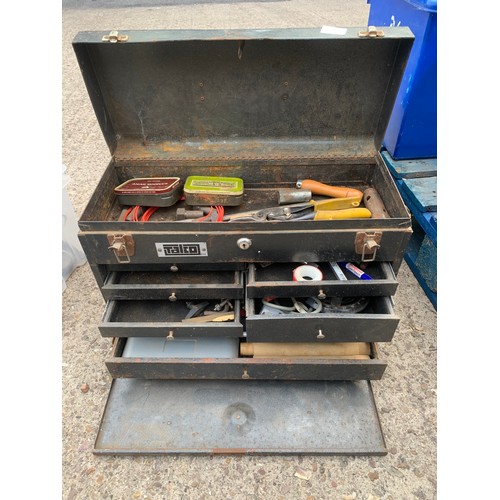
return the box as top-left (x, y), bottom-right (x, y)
top-left (368, 0), bottom-right (437, 160)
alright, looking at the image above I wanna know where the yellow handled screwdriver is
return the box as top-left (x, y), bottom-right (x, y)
top-left (313, 208), bottom-right (372, 220)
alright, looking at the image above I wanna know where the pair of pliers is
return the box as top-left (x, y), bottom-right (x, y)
top-left (227, 202), bottom-right (314, 221)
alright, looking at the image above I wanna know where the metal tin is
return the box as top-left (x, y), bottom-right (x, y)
top-left (114, 177), bottom-right (182, 207)
top-left (183, 176), bottom-right (244, 206)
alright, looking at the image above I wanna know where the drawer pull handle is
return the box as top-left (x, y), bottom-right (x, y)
top-left (168, 293), bottom-right (177, 302)
top-left (242, 368), bottom-right (250, 379)
top-left (167, 331), bottom-right (175, 340)
top-left (317, 329), bottom-right (325, 340)
top-left (317, 289), bottom-right (326, 300)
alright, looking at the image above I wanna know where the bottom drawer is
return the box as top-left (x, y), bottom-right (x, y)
top-left (106, 337), bottom-right (386, 380)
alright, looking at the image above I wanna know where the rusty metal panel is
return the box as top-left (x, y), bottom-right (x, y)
top-left (94, 378), bottom-right (387, 455)
top-left (72, 28), bottom-right (413, 160)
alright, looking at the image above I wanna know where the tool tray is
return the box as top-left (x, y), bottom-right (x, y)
top-left (73, 27), bottom-right (414, 455)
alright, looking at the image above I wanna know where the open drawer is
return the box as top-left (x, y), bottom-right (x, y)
top-left (245, 295), bottom-right (399, 343)
top-left (98, 299), bottom-right (243, 338)
top-left (106, 337), bottom-right (386, 381)
top-left (247, 261), bottom-right (398, 298)
top-left (101, 268), bottom-right (243, 301)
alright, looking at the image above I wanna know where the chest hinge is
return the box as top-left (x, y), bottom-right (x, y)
top-left (102, 31), bottom-right (129, 43)
top-left (358, 26), bottom-right (385, 38)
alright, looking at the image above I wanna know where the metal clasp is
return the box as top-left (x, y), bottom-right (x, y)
top-left (107, 234), bottom-right (135, 263)
top-left (102, 31), bottom-right (129, 43)
top-left (355, 232), bottom-right (382, 263)
top-left (358, 26), bottom-right (385, 38)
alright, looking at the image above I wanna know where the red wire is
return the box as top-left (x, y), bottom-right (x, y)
top-left (197, 206), bottom-right (214, 222)
top-left (216, 205), bottom-right (224, 222)
top-left (123, 206), bottom-right (133, 221)
top-left (132, 205), bottom-right (140, 222)
top-left (141, 207), bottom-right (159, 222)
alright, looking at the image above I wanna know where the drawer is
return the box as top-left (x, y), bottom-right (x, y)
top-left (247, 261), bottom-right (398, 298)
top-left (245, 295), bottom-right (399, 343)
top-left (106, 337), bottom-right (386, 381)
top-left (101, 268), bottom-right (243, 301)
top-left (98, 299), bottom-right (243, 338)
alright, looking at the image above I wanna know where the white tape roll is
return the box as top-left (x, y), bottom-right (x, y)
top-left (292, 265), bottom-right (323, 281)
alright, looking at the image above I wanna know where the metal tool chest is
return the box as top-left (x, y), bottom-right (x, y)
top-left (73, 27), bottom-right (414, 455)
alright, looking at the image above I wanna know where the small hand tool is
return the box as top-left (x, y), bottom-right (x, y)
top-left (228, 203), bottom-right (371, 221)
top-left (227, 203), bottom-right (314, 221)
top-left (176, 208), bottom-right (205, 220)
top-left (184, 301), bottom-right (210, 319)
top-left (296, 179), bottom-right (363, 201)
top-left (362, 187), bottom-right (389, 219)
top-left (213, 299), bottom-right (234, 312)
top-left (313, 207), bottom-right (372, 220)
top-left (278, 189), bottom-right (312, 205)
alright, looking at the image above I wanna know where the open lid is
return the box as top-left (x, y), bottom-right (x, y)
top-left (73, 28), bottom-right (413, 163)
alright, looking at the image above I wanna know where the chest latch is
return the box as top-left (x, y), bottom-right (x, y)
top-left (355, 232), bottom-right (382, 262)
top-left (107, 234), bottom-right (135, 263)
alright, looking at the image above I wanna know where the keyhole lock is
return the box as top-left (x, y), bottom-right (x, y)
top-left (237, 238), bottom-right (252, 250)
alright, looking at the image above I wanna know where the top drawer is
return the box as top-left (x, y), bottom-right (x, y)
top-left (101, 267), bottom-right (243, 301)
top-left (78, 159), bottom-right (412, 270)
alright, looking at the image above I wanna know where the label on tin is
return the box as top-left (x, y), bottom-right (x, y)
top-left (114, 177), bottom-right (180, 195)
top-left (155, 242), bottom-right (208, 257)
top-left (184, 176), bottom-right (244, 195)
top-left (191, 179), bottom-right (238, 189)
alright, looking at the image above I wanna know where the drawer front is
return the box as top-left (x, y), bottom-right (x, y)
top-left (101, 269), bottom-right (243, 301)
top-left (98, 299), bottom-right (243, 338)
top-left (247, 261), bottom-right (398, 298)
top-left (80, 228), bottom-right (410, 267)
top-left (106, 338), bottom-right (386, 381)
top-left (245, 296), bottom-right (399, 343)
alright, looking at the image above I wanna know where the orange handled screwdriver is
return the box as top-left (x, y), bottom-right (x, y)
top-left (296, 179), bottom-right (363, 200)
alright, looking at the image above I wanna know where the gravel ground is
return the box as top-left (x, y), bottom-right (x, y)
top-left (60, 2), bottom-right (438, 499)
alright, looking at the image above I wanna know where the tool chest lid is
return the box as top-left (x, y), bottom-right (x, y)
top-left (73, 27), bottom-right (414, 162)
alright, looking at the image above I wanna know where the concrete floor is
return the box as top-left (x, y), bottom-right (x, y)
top-left (62, 2), bottom-right (437, 499)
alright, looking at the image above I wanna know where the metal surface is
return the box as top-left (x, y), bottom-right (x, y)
top-left (72, 28), bottom-right (413, 159)
top-left (94, 378), bottom-right (387, 455)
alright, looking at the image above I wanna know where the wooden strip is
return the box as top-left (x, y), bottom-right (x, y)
top-left (240, 342), bottom-right (371, 357)
top-left (182, 312), bottom-right (235, 323)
